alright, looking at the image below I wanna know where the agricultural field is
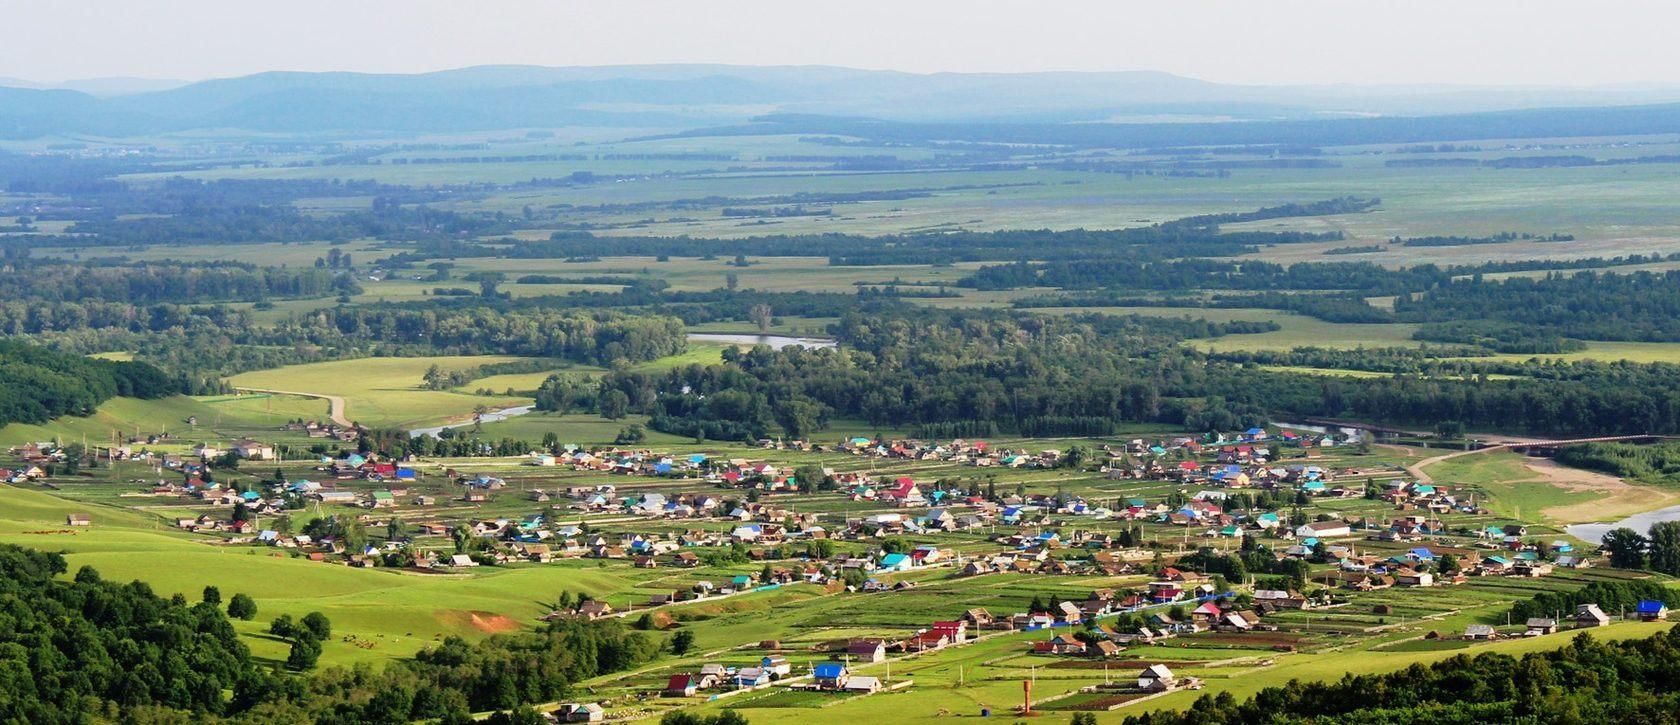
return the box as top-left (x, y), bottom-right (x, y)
top-left (227, 356), bottom-right (541, 430)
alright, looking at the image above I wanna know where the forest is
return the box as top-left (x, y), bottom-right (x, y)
top-left (1556, 441), bottom-right (1680, 482)
top-left (0, 339), bottom-right (175, 426)
top-left (568, 307), bottom-right (1680, 441)
top-left (0, 542), bottom-right (663, 724)
top-left (0, 259), bottom-right (360, 305)
top-left (1123, 628), bottom-right (1680, 724)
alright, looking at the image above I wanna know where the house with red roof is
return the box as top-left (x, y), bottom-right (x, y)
top-left (882, 477), bottom-right (925, 506)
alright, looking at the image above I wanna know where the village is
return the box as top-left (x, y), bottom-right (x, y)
top-left (9, 417), bottom-right (1669, 719)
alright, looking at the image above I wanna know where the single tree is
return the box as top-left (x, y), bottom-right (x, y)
top-left (227, 593), bottom-right (258, 620)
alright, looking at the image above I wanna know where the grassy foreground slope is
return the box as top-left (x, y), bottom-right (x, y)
top-left (0, 484), bottom-right (633, 668)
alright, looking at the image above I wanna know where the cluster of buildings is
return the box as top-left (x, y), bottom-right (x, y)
top-left (281, 419), bottom-right (360, 441)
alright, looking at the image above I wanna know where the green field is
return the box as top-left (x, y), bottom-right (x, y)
top-left (227, 356), bottom-right (539, 429)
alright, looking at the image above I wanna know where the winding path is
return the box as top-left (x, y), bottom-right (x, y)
top-left (232, 387), bottom-right (351, 427)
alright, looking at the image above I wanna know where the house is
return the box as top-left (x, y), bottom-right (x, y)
top-left (369, 491), bottom-right (396, 508)
top-left (734, 668), bottom-right (770, 688)
top-left (906, 630), bottom-right (949, 652)
top-left (930, 620), bottom-right (968, 644)
top-left (1253, 589), bottom-right (1308, 609)
top-left (449, 554), bottom-right (478, 567)
top-left (761, 655), bottom-right (791, 677)
top-left (1576, 603), bottom-right (1611, 627)
top-left (1092, 640), bottom-right (1123, 657)
top-left (1033, 634), bottom-right (1087, 655)
top-left (1393, 569), bottom-right (1435, 587)
top-left (1055, 600), bottom-right (1083, 624)
top-left (842, 675), bottom-right (881, 693)
top-left (664, 675), bottom-right (700, 697)
top-left (1138, 664), bottom-right (1177, 692)
top-left (879, 552), bottom-right (912, 572)
top-left (813, 662), bottom-right (849, 690)
top-left (847, 639), bottom-right (887, 663)
top-left (1463, 624), bottom-right (1497, 640)
top-left (553, 703), bottom-right (605, 723)
top-left (577, 600), bottom-right (614, 620)
top-left (1525, 618), bottom-right (1558, 635)
top-left (1295, 520), bottom-right (1352, 538)
top-left (66, 513), bottom-right (92, 526)
top-left (232, 439), bottom-right (275, 460)
top-left (961, 608), bottom-right (995, 627)
top-left (1637, 599), bottom-right (1670, 621)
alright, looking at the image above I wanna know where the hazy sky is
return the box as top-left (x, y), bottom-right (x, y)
top-left (4, 0), bottom-right (1678, 87)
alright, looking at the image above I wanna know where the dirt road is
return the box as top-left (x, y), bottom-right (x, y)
top-left (233, 387), bottom-right (351, 427)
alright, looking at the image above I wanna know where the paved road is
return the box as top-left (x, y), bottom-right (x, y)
top-left (233, 387), bottom-right (351, 427)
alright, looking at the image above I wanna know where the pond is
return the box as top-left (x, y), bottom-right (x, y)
top-left (686, 333), bottom-right (837, 350)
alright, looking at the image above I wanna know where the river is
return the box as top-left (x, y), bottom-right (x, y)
top-left (1273, 421), bottom-right (1367, 443)
top-left (408, 405), bottom-right (535, 439)
top-left (686, 333), bottom-right (836, 350)
top-left (1566, 504), bottom-right (1680, 544)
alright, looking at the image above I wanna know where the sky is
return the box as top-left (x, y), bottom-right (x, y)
top-left (3, 0), bottom-right (1678, 87)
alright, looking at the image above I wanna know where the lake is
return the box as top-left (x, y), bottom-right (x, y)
top-left (687, 333), bottom-right (836, 350)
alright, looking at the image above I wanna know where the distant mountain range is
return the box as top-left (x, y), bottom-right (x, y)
top-left (4, 64), bottom-right (1680, 140)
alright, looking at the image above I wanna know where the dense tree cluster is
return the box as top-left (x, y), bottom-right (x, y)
top-left (1509, 578), bottom-right (1680, 622)
top-left (1396, 270), bottom-right (1680, 342)
top-left (0, 260), bottom-right (359, 305)
top-left (22, 305), bottom-right (686, 383)
top-left (583, 306), bottom-right (1680, 440)
top-left (962, 258), bottom-right (1444, 295)
top-left (0, 545), bottom-right (257, 723)
top-left (1556, 441), bottom-right (1680, 482)
top-left (0, 339), bottom-right (176, 426)
top-left (0, 542), bottom-right (664, 723)
top-left (1125, 628), bottom-right (1680, 724)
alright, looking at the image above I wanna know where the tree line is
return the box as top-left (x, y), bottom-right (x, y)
top-left (0, 543), bottom-right (666, 723)
top-left (1124, 628), bottom-right (1680, 723)
top-left (0, 339), bottom-right (176, 427)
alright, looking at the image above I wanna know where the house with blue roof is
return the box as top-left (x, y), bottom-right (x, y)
top-left (1637, 599), bottom-right (1670, 621)
top-left (734, 668), bottom-right (770, 688)
top-left (879, 552), bottom-right (912, 572)
top-left (813, 662), bottom-right (848, 689)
